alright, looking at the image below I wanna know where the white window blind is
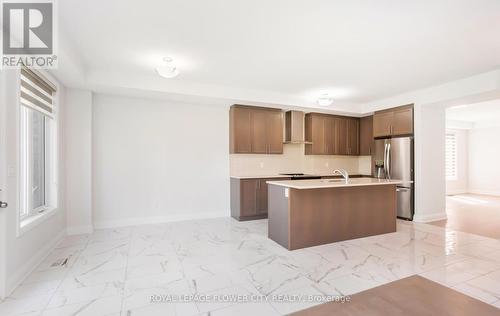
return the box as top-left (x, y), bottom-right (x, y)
top-left (445, 133), bottom-right (457, 180)
top-left (19, 67), bottom-right (57, 220)
top-left (20, 67), bottom-right (57, 118)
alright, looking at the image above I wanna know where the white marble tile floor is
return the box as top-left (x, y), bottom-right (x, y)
top-left (1, 218), bottom-right (499, 315)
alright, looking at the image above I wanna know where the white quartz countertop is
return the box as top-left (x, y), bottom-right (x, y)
top-left (231, 174), bottom-right (295, 179)
top-left (266, 178), bottom-right (408, 189)
top-left (230, 174), bottom-right (370, 179)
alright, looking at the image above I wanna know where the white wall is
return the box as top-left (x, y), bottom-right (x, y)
top-left (65, 89), bottom-right (93, 234)
top-left (445, 128), bottom-right (469, 195)
top-left (412, 105), bottom-right (447, 222)
top-left (0, 69), bottom-right (7, 298)
top-left (468, 126), bottom-right (500, 196)
top-left (0, 69), bottom-right (66, 297)
top-left (91, 94), bottom-right (230, 228)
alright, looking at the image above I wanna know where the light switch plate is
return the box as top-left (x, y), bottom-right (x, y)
top-left (284, 188), bottom-right (289, 198)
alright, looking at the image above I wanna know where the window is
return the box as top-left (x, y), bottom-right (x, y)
top-left (19, 67), bottom-right (57, 220)
top-left (445, 132), bottom-right (458, 180)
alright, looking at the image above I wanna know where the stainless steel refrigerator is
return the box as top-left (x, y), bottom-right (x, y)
top-left (373, 137), bottom-right (414, 220)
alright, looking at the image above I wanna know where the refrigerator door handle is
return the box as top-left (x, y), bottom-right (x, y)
top-left (386, 143), bottom-right (391, 179)
top-left (383, 143), bottom-right (388, 179)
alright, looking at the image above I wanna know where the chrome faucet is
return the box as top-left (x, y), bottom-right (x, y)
top-left (333, 169), bottom-right (349, 182)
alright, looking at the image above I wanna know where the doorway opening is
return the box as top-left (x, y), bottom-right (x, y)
top-left (430, 99), bottom-right (500, 239)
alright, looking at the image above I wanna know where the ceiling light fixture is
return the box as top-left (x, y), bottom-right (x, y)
top-left (317, 94), bottom-right (334, 106)
top-left (156, 57), bottom-right (179, 79)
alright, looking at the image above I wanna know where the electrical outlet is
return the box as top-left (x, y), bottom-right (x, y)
top-left (259, 162), bottom-right (264, 168)
top-left (325, 162), bottom-right (329, 168)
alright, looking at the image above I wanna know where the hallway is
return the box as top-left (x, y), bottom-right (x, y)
top-left (430, 194), bottom-right (500, 239)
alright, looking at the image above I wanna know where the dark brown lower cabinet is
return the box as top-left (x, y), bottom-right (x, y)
top-left (231, 177), bottom-right (290, 221)
top-left (239, 179), bottom-right (259, 217)
top-left (231, 176), bottom-right (372, 221)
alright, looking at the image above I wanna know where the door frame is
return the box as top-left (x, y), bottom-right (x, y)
top-left (0, 69), bottom-right (7, 299)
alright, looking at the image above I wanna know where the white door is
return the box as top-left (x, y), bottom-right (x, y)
top-left (0, 70), bottom-right (7, 299)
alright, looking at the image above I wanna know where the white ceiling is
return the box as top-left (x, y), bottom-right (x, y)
top-left (58, 0), bottom-right (500, 110)
top-left (447, 99), bottom-right (500, 124)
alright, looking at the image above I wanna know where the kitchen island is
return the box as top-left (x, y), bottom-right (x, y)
top-left (267, 178), bottom-right (404, 250)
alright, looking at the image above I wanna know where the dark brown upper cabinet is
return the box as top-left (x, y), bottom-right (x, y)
top-left (359, 115), bottom-right (374, 155)
top-left (305, 113), bottom-right (360, 156)
top-left (346, 118), bottom-right (360, 156)
top-left (392, 106), bottom-right (414, 135)
top-left (230, 105), bottom-right (284, 154)
top-left (305, 113), bottom-right (326, 155)
top-left (332, 117), bottom-right (347, 155)
top-left (373, 104), bottom-right (414, 138)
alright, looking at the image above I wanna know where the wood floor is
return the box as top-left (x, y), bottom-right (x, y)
top-left (429, 194), bottom-right (500, 239)
top-left (289, 276), bottom-right (500, 316)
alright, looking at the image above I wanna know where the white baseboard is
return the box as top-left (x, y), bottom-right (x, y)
top-left (446, 189), bottom-right (468, 196)
top-left (93, 211), bottom-right (230, 229)
top-left (413, 211), bottom-right (447, 223)
top-left (6, 229), bottom-right (65, 296)
top-left (67, 225), bottom-right (94, 235)
top-left (468, 189), bottom-right (500, 197)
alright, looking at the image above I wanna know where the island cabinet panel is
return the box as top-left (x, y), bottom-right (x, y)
top-left (230, 105), bottom-right (284, 154)
top-left (373, 104), bottom-right (413, 138)
top-left (268, 184), bottom-right (397, 250)
top-left (359, 115), bottom-right (374, 155)
top-left (231, 177), bottom-right (290, 221)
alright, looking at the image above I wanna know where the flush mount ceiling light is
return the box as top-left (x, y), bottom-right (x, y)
top-left (317, 94), bottom-right (334, 106)
top-left (156, 57), bottom-right (179, 79)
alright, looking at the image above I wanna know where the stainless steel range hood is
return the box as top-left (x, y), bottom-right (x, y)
top-left (284, 110), bottom-right (312, 144)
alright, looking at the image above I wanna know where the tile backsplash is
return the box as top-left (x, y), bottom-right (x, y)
top-left (230, 144), bottom-right (372, 176)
